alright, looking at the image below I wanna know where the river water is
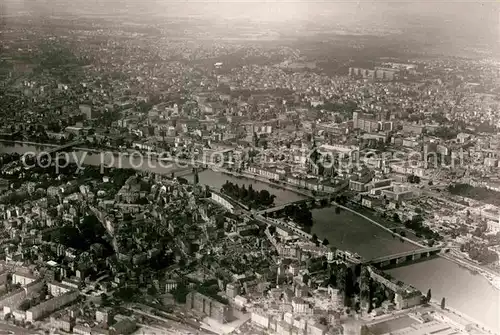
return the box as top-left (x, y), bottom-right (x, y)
top-left (1, 143), bottom-right (498, 332)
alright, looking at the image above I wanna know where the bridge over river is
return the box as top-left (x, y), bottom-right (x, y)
top-left (366, 247), bottom-right (443, 269)
top-left (255, 196), bottom-right (448, 270)
top-left (256, 195), bottom-right (333, 215)
top-left (43, 141), bottom-right (85, 156)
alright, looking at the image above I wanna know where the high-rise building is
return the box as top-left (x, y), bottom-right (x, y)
top-left (349, 67), bottom-right (375, 79)
top-left (352, 112), bottom-right (380, 133)
top-left (374, 67), bottom-right (399, 81)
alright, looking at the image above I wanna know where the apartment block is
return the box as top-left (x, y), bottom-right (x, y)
top-left (26, 290), bottom-right (79, 322)
top-left (186, 291), bottom-right (231, 324)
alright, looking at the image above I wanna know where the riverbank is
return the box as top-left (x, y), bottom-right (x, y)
top-left (205, 169), bottom-right (500, 288)
top-left (0, 139), bottom-right (58, 148)
top-left (441, 252), bottom-right (500, 291)
top-left (237, 171), bottom-right (316, 198)
top-left (343, 205), bottom-right (424, 243)
top-left (332, 201), bottom-right (500, 287)
top-left (1, 140), bottom-right (496, 284)
top-left (428, 300), bottom-right (497, 335)
top-left (331, 202), bottom-right (427, 249)
top-left (1, 142), bottom-right (498, 331)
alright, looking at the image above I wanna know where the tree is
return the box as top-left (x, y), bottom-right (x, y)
top-left (440, 297), bottom-right (446, 309)
top-left (177, 177), bottom-right (188, 185)
top-left (360, 266), bottom-right (371, 303)
top-left (172, 283), bottom-right (189, 303)
top-left (101, 293), bottom-right (109, 306)
top-left (253, 132), bottom-right (259, 147)
top-left (426, 289), bottom-right (432, 302)
top-left (337, 266), bottom-right (346, 294)
top-left (408, 175), bottom-right (421, 184)
top-left (147, 285), bottom-right (158, 296)
top-left (178, 258), bottom-right (186, 268)
top-left (114, 287), bottom-right (139, 302)
top-left (135, 197), bottom-right (149, 205)
top-left (330, 246), bottom-right (338, 255)
top-left (320, 198), bottom-right (329, 207)
top-left (40, 283), bottom-right (48, 300)
top-left (19, 300), bottom-right (31, 311)
top-left (322, 238), bottom-right (329, 246)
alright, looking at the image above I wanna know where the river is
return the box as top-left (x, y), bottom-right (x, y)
top-left (199, 171), bottom-right (499, 332)
top-left (1, 143), bottom-right (498, 332)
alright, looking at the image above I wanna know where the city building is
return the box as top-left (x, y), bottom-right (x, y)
top-left (79, 104), bottom-right (94, 120)
top-left (381, 185), bottom-right (414, 202)
top-left (487, 220), bottom-right (500, 234)
top-left (251, 309), bottom-right (270, 329)
top-left (48, 282), bottom-right (73, 297)
top-left (109, 318), bottom-right (136, 335)
top-left (291, 297), bottom-right (309, 313)
top-left (374, 67), bottom-right (399, 81)
top-left (226, 283), bottom-right (240, 299)
top-left (0, 280), bottom-right (44, 310)
top-left (165, 279), bottom-right (178, 293)
top-left (50, 314), bottom-right (74, 333)
top-left (382, 319), bottom-right (466, 335)
top-left (349, 67), bottom-right (375, 80)
top-left (26, 290), bottom-right (79, 322)
top-left (96, 308), bottom-right (114, 326)
top-left (186, 291), bottom-right (231, 324)
top-left (247, 166), bottom-right (282, 181)
top-left (12, 272), bottom-right (37, 286)
top-left (210, 191), bottom-right (236, 213)
top-left (353, 112), bottom-right (380, 133)
top-left (73, 324), bottom-right (92, 335)
top-left (350, 180), bottom-right (368, 192)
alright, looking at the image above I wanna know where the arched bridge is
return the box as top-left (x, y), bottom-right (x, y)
top-left (366, 247), bottom-right (443, 269)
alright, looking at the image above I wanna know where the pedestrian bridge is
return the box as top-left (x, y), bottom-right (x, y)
top-left (366, 247), bottom-right (442, 269)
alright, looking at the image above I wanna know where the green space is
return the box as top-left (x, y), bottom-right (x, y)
top-left (221, 181), bottom-right (276, 209)
top-left (448, 183), bottom-right (500, 207)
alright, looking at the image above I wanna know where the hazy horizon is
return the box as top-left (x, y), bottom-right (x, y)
top-left (2, 0), bottom-right (499, 56)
